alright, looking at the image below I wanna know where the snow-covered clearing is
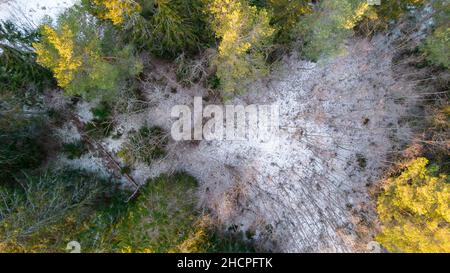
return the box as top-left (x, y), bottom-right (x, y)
top-left (0, 0), bottom-right (77, 27)
top-left (97, 37), bottom-right (415, 252)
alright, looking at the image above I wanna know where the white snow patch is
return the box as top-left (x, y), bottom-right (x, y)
top-left (0, 0), bottom-right (78, 28)
top-left (56, 152), bottom-right (111, 179)
top-left (55, 121), bottom-right (81, 143)
top-left (75, 100), bottom-right (95, 123)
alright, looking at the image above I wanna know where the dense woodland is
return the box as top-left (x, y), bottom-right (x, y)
top-left (0, 0), bottom-right (449, 253)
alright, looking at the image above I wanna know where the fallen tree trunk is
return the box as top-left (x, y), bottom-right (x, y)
top-left (69, 114), bottom-right (141, 200)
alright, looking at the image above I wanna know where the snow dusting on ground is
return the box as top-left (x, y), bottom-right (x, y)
top-left (101, 37), bottom-right (415, 252)
top-left (0, 0), bottom-right (78, 27)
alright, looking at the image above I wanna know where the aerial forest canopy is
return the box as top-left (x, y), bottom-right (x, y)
top-left (0, 0), bottom-right (448, 253)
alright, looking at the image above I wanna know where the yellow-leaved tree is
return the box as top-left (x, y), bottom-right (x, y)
top-left (33, 6), bottom-right (142, 100)
top-left (92, 0), bottom-right (142, 26)
top-left (33, 24), bottom-right (82, 88)
top-left (376, 157), bottom-right (450, 253)
top-left (205, 0), bottom-right (275, 96)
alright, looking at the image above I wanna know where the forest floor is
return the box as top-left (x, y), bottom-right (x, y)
top-left (50, 33), bottom-right (420, 252)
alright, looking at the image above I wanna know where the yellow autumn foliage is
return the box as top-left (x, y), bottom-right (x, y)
top-left (33, 24), bottom-right (82, 88)
top-left (376, 157), bottom-right (450, 253)
top-left (32, 6), bottom-right (142, 99)
top-left (119, 245), bottom-right (154, 253)
top-left (342, 2), bottom-right (370, 29)
top-left (171, 217), bottom-right (213, 253)
top-left (93, 0), bottom-right (142, 25)
top-left (206, 0), bottom-right (274, 96)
